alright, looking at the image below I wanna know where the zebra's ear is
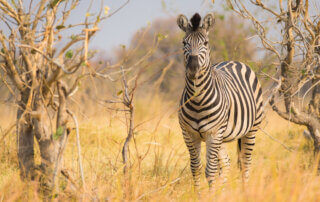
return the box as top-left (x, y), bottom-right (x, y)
top-left (203, 13), bottom-right (215, 31)
top-left (177, 14), bottom-right (189, 32)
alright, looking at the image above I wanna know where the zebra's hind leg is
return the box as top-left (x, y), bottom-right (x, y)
top-left (218, 143), bottom-right (230, 184)
top-left (237, 131), bottom-right (256, 182)
top-left (183, 132), bottom-right (202, 189)
top-left (205, 134), bottom-right (223, 189)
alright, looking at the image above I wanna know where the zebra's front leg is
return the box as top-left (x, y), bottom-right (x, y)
top-left (238, 132), bottom-right (255, 182)
top-left (205, 134), bottom-right (222, 189)
top-left (183, 132), bottom-right (202, 189)
top-left (218, 143), bottom-right (230, 184)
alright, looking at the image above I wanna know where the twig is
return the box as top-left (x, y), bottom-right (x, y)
top-left (135, 177), bottom-right (181, 201)
top-left (259, 127), bottom-right (293, 152)
top-left (61, 169), bottom-right (79, 192)
top-left (92, 71), bottom-right (115, 81)
top-left (104, 0), bottom-right (130, 19)
top-left (0, 123), bottom-right (15, 142)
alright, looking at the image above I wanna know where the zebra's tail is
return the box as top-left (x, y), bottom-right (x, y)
top-left (237, 139), bottom-right (242, 170)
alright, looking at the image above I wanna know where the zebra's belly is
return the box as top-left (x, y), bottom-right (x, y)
top-left (182, 124), bottom-right (221, 142)
top-left (222, 109), bottom-right (255, 142)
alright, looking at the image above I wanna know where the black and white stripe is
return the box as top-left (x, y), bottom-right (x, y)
top-left (177, 13), bottom-right (263, 189)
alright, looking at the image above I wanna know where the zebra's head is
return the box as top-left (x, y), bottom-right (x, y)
top-left (177, 13), bottom-right (215, 79)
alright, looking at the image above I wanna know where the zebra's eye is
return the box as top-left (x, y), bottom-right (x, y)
top-left (183, 41), bottom-right (187, 46)
top-left (204, 41), bottom-right (209, 46)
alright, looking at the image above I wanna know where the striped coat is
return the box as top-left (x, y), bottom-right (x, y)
top-left (179, 61), bottom-right (263, 141)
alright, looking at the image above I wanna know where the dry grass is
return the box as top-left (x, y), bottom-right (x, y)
top-left (0, 98), bottom-right (319, 201)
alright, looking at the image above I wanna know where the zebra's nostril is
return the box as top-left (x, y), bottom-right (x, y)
top-left (189, 55), bottom-right (198, 60)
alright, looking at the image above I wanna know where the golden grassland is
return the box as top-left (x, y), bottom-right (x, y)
top-left (0, 97), bottom-right (320, 201)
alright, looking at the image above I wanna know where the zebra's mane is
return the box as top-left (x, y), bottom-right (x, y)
top-left (190, 13), bottom-right (201, 31)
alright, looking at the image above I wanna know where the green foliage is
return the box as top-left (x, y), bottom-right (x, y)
top-left (117, 90), bottom-right (123, 96)
top-left (161, 0), bottom-right (166, 11)
top-left (65, 50), bottom-right (73, 59)
top-left (218, 15), bottom-right (225, 21)
top-left (70, 34), bottom-right (78, 41)
top-left (96, 15), bottom-right (101, 23)
top-left (53, 126), bottom-right (64, 140)
top-left (218, 40), bottom-right (229, 61)
top-left (157, 33), bottom-right (167, 41)
top-left (86, 13), bottom-right (93, 17)
top-left (247, 61), bottom-right (260, 72)
top-left (49, 0), bottom-right (65, 9)
top-left (56, 25), bottom-right (65, 30)
top-left (104, 6), bottom-right (110, 15)
top-left (193, 91), bottom-right (200, 97)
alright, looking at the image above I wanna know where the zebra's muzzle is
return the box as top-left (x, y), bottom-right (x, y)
top-left (186, 55), bottom-right (199, 79)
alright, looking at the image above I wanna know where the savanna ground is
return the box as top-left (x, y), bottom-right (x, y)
top-left (0, 95), bottom-right (320, 201)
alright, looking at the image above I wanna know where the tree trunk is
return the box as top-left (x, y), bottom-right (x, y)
top-left (16, 82), bottom-right (70, 196)
top-left (33, 100), bottom-right (57, 195)
top-left (307, 123), bottom-right (320, 173)
top-left (17, 90), bottom-right (35, 179)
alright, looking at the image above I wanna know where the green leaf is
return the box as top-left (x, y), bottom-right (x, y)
top-left (70, 34), bottom-right (78, 40)
top-left (193, 91), bottom-right (200, 97)
top-left (1, 48), bottom-right (4, 53)
top-left (157, 33), bottom-right (167, 41)
top-left (218, 15), bottom-right (225, 21)
top-left (49, 0), bottom-right (66, 9)
top-left (65, 50), bottom-right (73, 59)
top-left (161, 0), bottom-right (166, 11)
top-left (49, 0), bottom-right (60, 8)
top-left (53, 126), bottom-right (64, 140)
top-left (104, 6), bottom-right (110, 15)
top-left (56, 25), bottom-right (65, 30)
top-left (117, 90), bottom-right (123, 96)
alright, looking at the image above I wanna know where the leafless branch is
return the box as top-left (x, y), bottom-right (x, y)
top-left (135, 177), bottom-right (181, 201)
top-left (259, 127), bottom-right (293, 152)
top-left (67, 110), bottom-right (85, 187)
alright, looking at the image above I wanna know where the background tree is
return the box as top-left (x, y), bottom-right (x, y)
top-left (112, 14), bottom-right (260, 99)
top-left (0, 0), bottom-right (111, 195)
top-left (227, 0), bottom-right (320, 171)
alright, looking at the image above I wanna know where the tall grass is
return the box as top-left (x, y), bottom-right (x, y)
top-left (0, 98), bottom-right (319, 201)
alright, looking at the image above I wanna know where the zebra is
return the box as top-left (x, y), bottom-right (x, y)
top-left (177, 13), bottom-right (264, 189)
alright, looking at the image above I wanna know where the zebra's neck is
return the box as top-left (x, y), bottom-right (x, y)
top-left (184, 65), bottom-right (215, 104)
